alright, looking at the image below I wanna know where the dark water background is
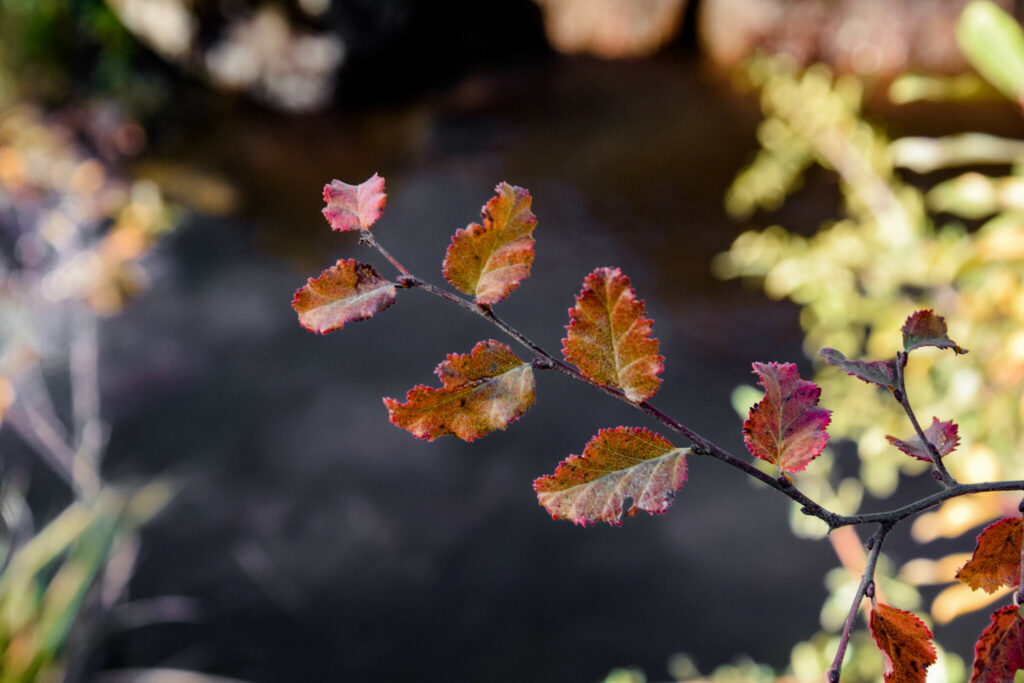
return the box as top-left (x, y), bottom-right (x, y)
top-left (87, 53), bottom-right (846, 681)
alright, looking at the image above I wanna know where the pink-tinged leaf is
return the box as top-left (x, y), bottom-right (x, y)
top-left (292, 259), bottom-right (397, 334)
top-left (383, 340), bottom-right (534, 442)
top-left (562, 268), bottom-right (663, 403)
top-left (902, 309), bottom-right (968, 355)
top-left (970, 605), bottom-right (1024, 683)
top-left (820, 347), bottom-right (897, 390)
top-left (869, 603), bottom-right (937, 683)
top-left (534, 427), bottom-right (688, 526)
top-left (322, 173), bottom-right (387, 232)
top-left (442, 182), bottom-right (536, 304)
top-left (956, 517), bottom-right (1023, 594)
top-left (743, 362), bottom-right (831, 473)
top-left (885, 417), bottom-right (961, 462)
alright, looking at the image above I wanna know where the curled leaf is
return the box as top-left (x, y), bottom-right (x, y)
top-left (383, 340), bottom-right (534, 442)
top-left (322, 173), bottom-right (387, 232)
top-left (743, 362), bottom-right (831, 473)
top-left (901, 309), bottom-right (967, 355)
top-left (534, 427), bottom-right (688, 526)
top-left (869, 603), bottom-right (937, 683)
top-left (970, 605), bottom-right (1024, 683)
top-left (886, 418), bottom-right (961, 462)
top-left (819, 347), bottom-right (897, 390)
top-left (562, 267), bottom-right (663, 403)
top-left (292, 259), bottom-right (397, 334)
top-left (442, 182), bottom-right (536, 304)
top-left (956, 517), bottom-right (1023, 594)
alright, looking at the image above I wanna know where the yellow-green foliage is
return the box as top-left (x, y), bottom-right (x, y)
top-left (718, 38), bottom-right (1024, 639)
top-left (718, 56), bottom-right (1024, 502)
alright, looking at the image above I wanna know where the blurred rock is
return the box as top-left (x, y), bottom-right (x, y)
top-left (700, 0), bottom-right (1019, 78)
top-left (534, 0), bottom-right (688, 58)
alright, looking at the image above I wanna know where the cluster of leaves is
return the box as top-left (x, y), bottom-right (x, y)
top-left (717, 0), bottom-right (1024, 640)
top-left (294, 174), bottom-right (1024, 681)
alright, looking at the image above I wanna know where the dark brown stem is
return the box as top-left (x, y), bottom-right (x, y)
top-left (895, 352), bottom-right (957, 488)
top-left (1018, 496), bottom-right (1024, 605)
top-left (826, 523), bottom-right (892, 682)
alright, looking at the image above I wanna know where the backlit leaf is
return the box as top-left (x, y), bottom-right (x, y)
top-left (743, 362), bottom-right (831, 473)
top-left (442, 182), bottom-right (536, 304)
top-left (322, 173), bottom-right (387, 232)
top-left (956, 517), bottom-right (1023, 594)
top-left (383, 340), bottom-right (535, 442)
top-left (901, 309), bottom-right (967, 355)
top-left (819, 347), bottom-right (897, 390)
top-left (562, 267), bottom-right (663, 403)
top-left (534, 427), bottom-right (688, 526)
top-left (886, 418), bottom-right (961, 462)
top-left (292, 259), bottom-right (396, 334)
top-left (869, 603), bottom-right (937, 683)
top-left (970, 605), bottom-right (1024, 683)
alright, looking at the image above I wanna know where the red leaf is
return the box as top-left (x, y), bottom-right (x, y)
top-left (901, 309), bottom-right (967, 355)
top-left (383, 340), bottom-right (535, 442)
top-left (442, 182), bottom-right (536, 304)
top-left (562, 267), bottom-right (663, 403)
top-left (742, 362), bottom-right (831, 473)
top-left (885, 418), bottom-right (961, 462)
top-left (292, 259), bottom-right (396, 334)
top-left (970, 605), bottom-right (1024, 683)
top-left (819, 347), bottom-right (897, 390)
top-left (322, 173), bottom-right (387, 232)
top-left (534, 427), bottom-right (688, 526)
top-left (869, 603), bottom-right (937, 683)
top-left (956, 517), bottom-right (1023, 594)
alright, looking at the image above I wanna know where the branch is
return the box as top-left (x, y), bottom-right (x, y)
top-left (1018, 496), bottom-right (1024, 606)
top-left (365, 233), bottom-right (1024, 533)
top-left (826, 523), bottom-right (892, 682)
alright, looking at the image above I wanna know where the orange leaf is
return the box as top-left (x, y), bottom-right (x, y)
top-left (383, 340), bottom-right (534, 442)
top-left (956, 517), bottom-right (1023, 594)
top-left (322, 173), bottom-right (387, 232)
top-left (869, 603), bottom-right (937, 683)
top-left (534, 427), bottom-right (688, 526)
top-left (742, 362), bottom-right (831, 473)
top-left (562, 267), bottom-right (663, 403)
top-left (292, 259), bottom-right (396, 334)
top-left (970, 605), bottom-right (1024, 683)
top-left (901, 309), bottom-right (967, 355)
top-left (442, 182), bottom-right (536, 304)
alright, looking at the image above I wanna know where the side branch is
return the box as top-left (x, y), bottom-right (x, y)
top-left (826, 523), bottom-right (891, 682)
top-left (834, 481), bottom-right (1024, 527)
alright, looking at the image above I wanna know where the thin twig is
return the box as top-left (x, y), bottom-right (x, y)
top-left (895, 352), bottom-right (957, 488)
top-left (1018, 496), bottom-right (1024, 606)
top-left (5, 405), bottom-right (77, 491)
top-left (69, 307), bottom-right (104, 499)
top-left (826, 523), bottom-right (891, 682)
top-left (360, 230), bottom-right (411, 277)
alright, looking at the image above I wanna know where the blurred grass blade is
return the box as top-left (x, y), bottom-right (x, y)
top-left (956, 0), bottom-right (1024, 105)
